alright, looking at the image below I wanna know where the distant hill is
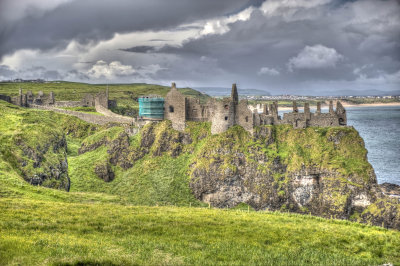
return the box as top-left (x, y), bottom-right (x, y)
top-left (307, 89), bottom-right (400, 97)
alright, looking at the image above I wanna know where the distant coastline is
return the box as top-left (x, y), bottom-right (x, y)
top-left (341, 102), bottom-right (400, 108)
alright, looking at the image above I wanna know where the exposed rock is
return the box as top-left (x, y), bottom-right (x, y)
top-left (94, 161), bottom-right (115, 182)
top-left (108, 132), bottom-right (136, 169)
top-left (187, 125), bottom-right (399, 229)
top-left (16, 132), bottom-right (70, 191)
top-left (140, 124), bottom-right (155, 148)
top-left (78, 137), bottom-right (107, 154)
top-left (380, 183), bottom-right (400, 197)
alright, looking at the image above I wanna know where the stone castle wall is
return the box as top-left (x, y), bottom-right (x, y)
top-left (163, 82), bottom-right (347, 135)
top-left (210, 98), bottom-right (235, 134)
top-left (164, 83), bottom-right (186, 131)
top-left (30, 104), bottom-right (134, 125)
top-left (53, 101), bottom-right (82, 108)
top-left (236, 100), bottom-right (254, 133)
top-left (185, 98), bottom-right (210, 122)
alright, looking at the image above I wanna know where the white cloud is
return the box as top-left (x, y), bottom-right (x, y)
top-left (260, 0), bottom-right (332, 21)
top-left (87, 60), bottom-right (135, 79)
top-left (257, 67), bottom-right (280, 76)
top-left (200, 7), bottom-right (253, 35)
top-left (287, 45), bottom-right (343, 71)
top-left (86, 60), bottom-right (165, 81)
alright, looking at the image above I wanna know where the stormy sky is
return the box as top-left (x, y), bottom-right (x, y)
top-left (0, 0), bottom-right (399, 95)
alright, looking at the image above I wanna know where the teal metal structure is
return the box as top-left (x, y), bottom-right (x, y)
top-left (138, 97), bottom-right (165, 119)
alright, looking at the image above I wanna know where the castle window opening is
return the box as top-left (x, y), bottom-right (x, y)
top-left (245, 116), bottom-right (248, 122)
top-left (169, 106), bottom-right (174, 113)
top-left (224, 105), bottom-right (229, 110)
top-left (225, 116), bottom-right (228, 121)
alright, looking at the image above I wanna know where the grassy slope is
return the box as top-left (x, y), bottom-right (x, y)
top-left (0, 81), bottom-right (209, 116)
top-left (1, 175), bottom-right (400, 265)
top-left (1, 101), bottom-right (400, 264)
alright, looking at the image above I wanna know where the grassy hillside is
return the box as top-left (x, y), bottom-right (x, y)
top-left (0, 81), bottom-right (210, 116)
top-left (1, 100), bottom-right (400, 265)
top-left (1, 173), bottom-right (400, 265)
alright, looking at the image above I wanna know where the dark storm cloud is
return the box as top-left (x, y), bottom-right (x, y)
top-left (0, 0), bottom-right (248, 58)
top-left (1, 0), bottom-right (399, 94)
top-left (144, 1), bottom-right (400, 94)
top-left (120, 46), bottom-right (156, 53)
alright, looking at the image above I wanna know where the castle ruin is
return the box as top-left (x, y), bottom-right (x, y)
top-left (152, 82), bottom-right (347, 134)
top-left (1, 82), bottom-right (347, 134)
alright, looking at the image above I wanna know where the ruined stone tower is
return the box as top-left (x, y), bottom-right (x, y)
top-left (164, 82), bottom-right (186, 131)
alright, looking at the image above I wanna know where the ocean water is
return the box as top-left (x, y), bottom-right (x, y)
top-left (346, 106), bottom-right (400, 185)
top-left (278, 106), bottom-right (400, 185)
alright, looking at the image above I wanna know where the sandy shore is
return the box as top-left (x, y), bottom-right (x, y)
top-left (340, 102), bottom-right (400, 108)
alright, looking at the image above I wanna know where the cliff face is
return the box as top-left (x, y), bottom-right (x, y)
top-left (186, 125), bottom-right (399, 228)
top-left (13, 131), bottom-right (70, 191)
top-left (74, 120), bottom-right (399, 228)
top-left (0, 102), bottom-right (78, 191)
top-left (2, 99), bottom-right (398, 228)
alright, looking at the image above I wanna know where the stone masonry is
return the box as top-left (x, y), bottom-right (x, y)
top-left (162, 82), bottom-right (347, 134)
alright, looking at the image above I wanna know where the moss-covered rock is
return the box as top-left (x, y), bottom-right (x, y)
top-left (0, 102), bottom-right (71, 191)
top-left (1, 100), bottom-right (398, 229)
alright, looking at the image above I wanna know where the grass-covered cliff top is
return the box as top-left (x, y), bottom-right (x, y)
top-left (0, 81), bottom-right (209, 116)
top-left (0, 100), bottom-right (399, 265)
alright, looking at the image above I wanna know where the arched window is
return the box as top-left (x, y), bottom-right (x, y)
top-left (245, 116), bottom-right (248, 122)
top-left (169, 106), bottom-right (174, 113)
top-left (225, 116), bottom-right (228, 121)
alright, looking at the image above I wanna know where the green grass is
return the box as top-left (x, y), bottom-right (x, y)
top-left (2, 156), bottom-right (398, 265)
top-left (1, 100), bottom-right (400, 265)
top-left (344, 98), bottom-right (400, 104)
top-left (0, 180), bottom-right (400, 266)
top-left (0, 81), bottom-right (210, 116)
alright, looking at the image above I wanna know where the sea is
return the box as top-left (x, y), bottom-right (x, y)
top-left (346, 106), bottom-right (400, 185)
top-left (278, 106), bottom-right (400, 185)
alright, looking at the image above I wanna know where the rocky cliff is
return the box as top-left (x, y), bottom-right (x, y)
top-left (2, 99), bottom-right (398, 229)
top-left (187, 125), bottom-right (399, 228)
top-left (76, 120), bottom-right (399, 228)
top-left (0, 102), bottom-right (76, 191)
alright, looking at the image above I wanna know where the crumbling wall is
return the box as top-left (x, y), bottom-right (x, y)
top-left (185, 98), bottom-right (210, 122)
top-left (31, 105), bottom-right (134, 125)
top-left (210, 98), bottom-right (235, 134)
top-left (95, 92), bottom-right (108, 108)
top-left (164, 83), bottom-right (186, 131)
top-left (53, 101), bottom-right (82, 108)
top-left (236, 100), bottom-right (253, 133)
top-left (81, 94), bottom-right (95, 107)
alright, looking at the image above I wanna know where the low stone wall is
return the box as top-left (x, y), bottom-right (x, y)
top-left (30, 104), bottom-right (135, 125)
top-left (95, 101), bottom-right (130, 119)
top-left (53, 101), bottom-right (82, 108)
